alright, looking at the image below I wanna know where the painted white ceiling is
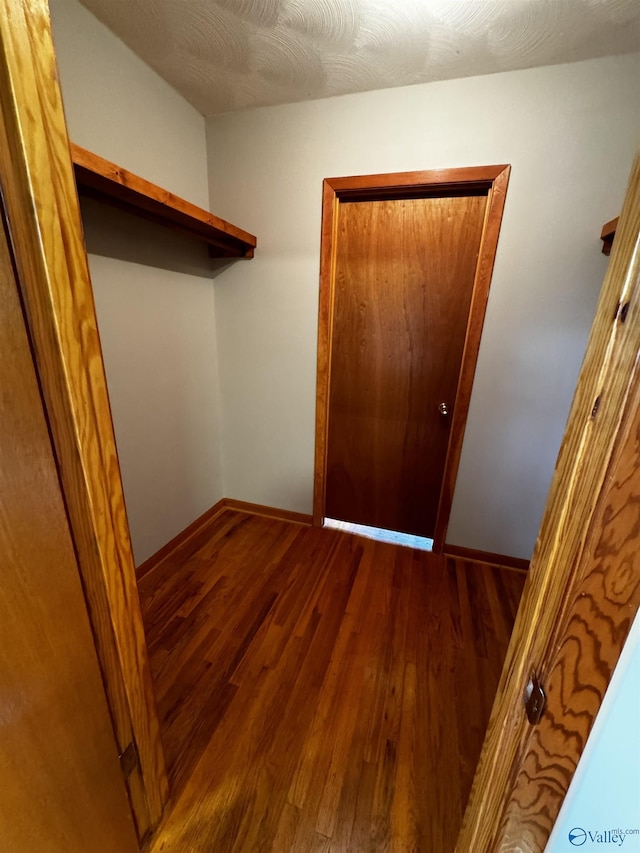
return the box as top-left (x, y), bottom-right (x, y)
top-left (79, 0), bottom-right (640, 116)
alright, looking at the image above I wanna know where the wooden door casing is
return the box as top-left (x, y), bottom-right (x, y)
top-left (0, 210), bottom-right (138, 853)
top-left (326, 194), bottom-right (487, 537)
top-left (0, 0), bottom-right (168, 835)
top-left (457, 150), bottom-right (640, 852)
top-left (314, 167), bottom-right (511, 549)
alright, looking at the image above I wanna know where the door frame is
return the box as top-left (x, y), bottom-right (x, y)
top-left (457, 151), bottom-right (640, 851)
top-left (313, 166), bottom-right (511, 548)
top-left (0, 0), bottom-right (168, 837)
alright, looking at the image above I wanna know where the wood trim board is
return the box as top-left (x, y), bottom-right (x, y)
top-left (222, 498), bottom-right (313, 526)
top-left (0, 0), bottom-right (168, 835)
top-left (325, 165), bottom-right (509, 196)
top-left (313, 165), bottom-right (510, 552)
top-left (457, 150), bottom-right (640, 852)
top-left (443, 545), bottom-right (530, 573)
top-left (600, 215), bottom-right (619, 256)
top-left (432, 166), bottom-right (510, 549)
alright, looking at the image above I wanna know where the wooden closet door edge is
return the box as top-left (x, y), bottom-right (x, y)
top-left (0, 0), bottom-right (168, 830)
top-left (456, 150), bottom-right (640, 852)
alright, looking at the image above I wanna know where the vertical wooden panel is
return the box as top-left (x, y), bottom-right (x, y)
top-left (457, 151), bottom-right (640, 852)
top-left (0, 0), bottom-right (167, 831)
top-left (497, 349), bottom-right (640, 849)
top-left (0, 212), bottom-right (138, 853)
top-left (326, 195), bottom-right (487, 537)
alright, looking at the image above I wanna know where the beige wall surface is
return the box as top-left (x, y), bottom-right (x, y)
top-left (50, 0), bottom-right (208, 207)
top-left (50, 0), bottom-right (223, 564)
top-left (206, 53), bottom-right (640, 559)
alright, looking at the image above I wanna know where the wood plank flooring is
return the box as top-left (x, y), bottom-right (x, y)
top-left (140, 510), bottom-right (525, 852)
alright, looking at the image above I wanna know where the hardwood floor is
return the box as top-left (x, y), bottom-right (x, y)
top-left (140, 510), bottom-right (525, 852)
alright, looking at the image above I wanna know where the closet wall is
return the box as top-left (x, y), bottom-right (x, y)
top-left (206, 53), bottom-right (640, 559)
top-left (50, 0), bottom-right (224, 564)
top-left (48, 0), bottom-right (640, 562)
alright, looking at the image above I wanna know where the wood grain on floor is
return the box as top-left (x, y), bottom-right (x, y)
top-left (140, 510), bottom-right (525, 852)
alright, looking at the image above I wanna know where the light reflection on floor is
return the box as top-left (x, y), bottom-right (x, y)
top-left (324, 518), bottom-right (433, 552)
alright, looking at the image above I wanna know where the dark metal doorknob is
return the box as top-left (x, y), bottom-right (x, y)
top-left (438, 402), bottom-right (449, 416)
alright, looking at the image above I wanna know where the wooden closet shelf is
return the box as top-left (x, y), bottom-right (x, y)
top-left (600, 216), bottom-right (619, 256)
top-left (71, 143), bottom-right (256, 259)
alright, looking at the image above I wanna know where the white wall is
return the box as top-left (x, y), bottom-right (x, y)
top-left (206, 54), bottom-right (640, 559)
top-left (50, 0), bottom-right (224, 564)
top-left (50, 0), bottom-right (208, 206)
top-left (545, 613), bottom-right (640, 853)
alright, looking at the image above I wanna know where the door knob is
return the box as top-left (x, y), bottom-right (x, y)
top-left (438, 402), bottom-right (449, 416)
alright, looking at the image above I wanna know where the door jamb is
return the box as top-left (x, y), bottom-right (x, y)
top-left (312, 166), bottom-right (511, 549)
top-left (0, 0), bottom-right (168, 835)
top-left (457, 151), bottom-right (640, 851)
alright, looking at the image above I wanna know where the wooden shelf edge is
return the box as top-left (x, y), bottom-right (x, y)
top-left (70, 143), bottom-right (256, 259)
top-left (601, 215), bottom-right (619, 256)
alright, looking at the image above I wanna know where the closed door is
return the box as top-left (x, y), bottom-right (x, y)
top-left (0, 212), bottom-right (138, 852)
top-left (326, 194), bottom-right (487, 538)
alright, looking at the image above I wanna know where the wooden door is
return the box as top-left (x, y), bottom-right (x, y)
top-left (326, 194), bottom-right (487, 538)
top-left (0, 212), bottom-right (138, 851)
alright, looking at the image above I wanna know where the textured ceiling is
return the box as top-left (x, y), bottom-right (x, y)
top-left (79, 0), bottom-right (640, 116)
